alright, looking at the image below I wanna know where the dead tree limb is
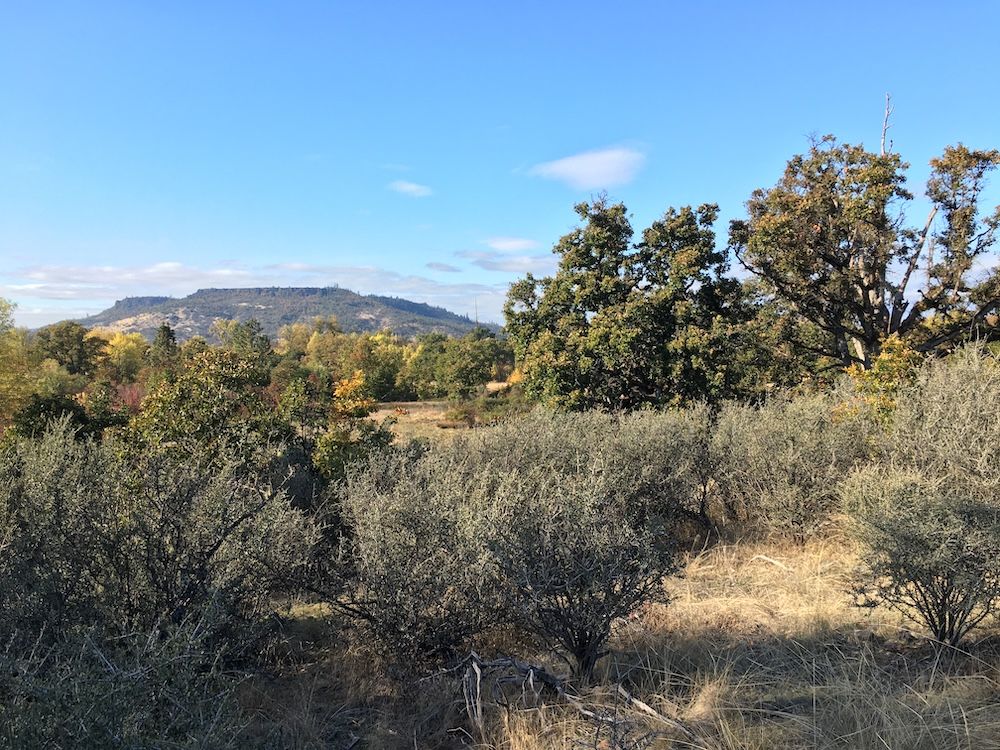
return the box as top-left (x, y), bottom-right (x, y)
top-left (881, 93), bottom-right (894, 156)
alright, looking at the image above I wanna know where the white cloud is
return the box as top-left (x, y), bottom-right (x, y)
top-left (387, 179), bottom-right (433, 198)
top-left (457, 250), bottom-right (556, 275)
top-left (528, 146), bottom-right (646, 190)
top-left (485, 237), bottom-right (539, 253)
top-left (426, 262), bottom-right (461, 273)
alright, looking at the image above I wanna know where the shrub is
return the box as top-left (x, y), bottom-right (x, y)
top-left (340, 410), bottom-right (685, 677)
top-left (341, 448), bottom-right (508, 664)
top-left (889, 345), bottom-right (1000, 489)
top-left (0, 622), bottom-right (248, 750)
top-left (483, 462), bottom-right (677, 680)
top-left (845, 346), bottom-right (1000, 646)
top-left (845, 466), bottom-right (1000, 646)
top-left (451, 408), bottom-right (715, 533)
top-left (711, 395), bottom-right (869, 540)
top-left (0, 419), bottom-right (319, 746)
top-left (614, 405), bottom-right (716, 531)
top-left (0, 419), bottom-right (317, 647)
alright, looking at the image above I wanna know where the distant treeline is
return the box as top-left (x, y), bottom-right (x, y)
top-left (0, 307), bottom-right (513, 438)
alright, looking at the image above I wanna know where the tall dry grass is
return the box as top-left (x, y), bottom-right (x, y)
top-left (243, 537), bottom-right (1000, 749)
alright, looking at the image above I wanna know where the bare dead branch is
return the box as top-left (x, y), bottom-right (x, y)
top-left (881, 93), bottom-right (894, 156)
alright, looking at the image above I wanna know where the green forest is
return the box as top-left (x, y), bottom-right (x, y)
top-left (2, 134), bottom-right (1000, 748)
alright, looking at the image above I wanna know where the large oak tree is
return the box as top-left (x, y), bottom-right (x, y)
top-left (729, 137), bottom-right (1000, 368)
top-left (504, 199), bottom-right (751, 409)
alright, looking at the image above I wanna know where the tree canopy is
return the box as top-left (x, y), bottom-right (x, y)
top-left (729, 137), bottom-right (1000, 368)
top-left (504, 198), bottom-right (750, 409)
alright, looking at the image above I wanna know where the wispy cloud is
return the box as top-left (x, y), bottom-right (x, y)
top-left (528, 146), bottom-right (645, 190)
top-left (426, 262), bottom-right (461, 273)
top-left (457, 250), bottom-right (556, 275)
top-left (485, 237), bottom-right (539, 253)
top-left (387, 179), bottom-right (433, 198)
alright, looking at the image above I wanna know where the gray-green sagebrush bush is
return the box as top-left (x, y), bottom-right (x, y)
top-left (449, 408), bottom-right (715, 533)
top-left (845, 467), bottom-right (1000, 646)
top-left (845, 347), bottom-right (1000, 646)
top-left (0, 419), bottom-right (318, 643)
top-left (342, 410), bottom-right (684, 678)
top-left (712, 394), bottom-right (870, 540)
top-left (483, 463), bottom-right (677, 680)
top-left (341, 448), bottom-right (509, 664)
top-left (0, 419), bottom-right (319, 745)
top-left (0, 622), bottom-right (247, 750)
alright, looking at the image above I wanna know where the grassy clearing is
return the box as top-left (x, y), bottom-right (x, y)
top-left (373, 400), bottom-right (458, 443)
top-left (242, 537), bottom-right (1000, 748)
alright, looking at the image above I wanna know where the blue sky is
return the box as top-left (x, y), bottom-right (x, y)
top-left (2, 1), bottom-right (999, 327)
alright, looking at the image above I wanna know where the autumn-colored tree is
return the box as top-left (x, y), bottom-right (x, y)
top-left (312, 370), bottom-right (392, 481)
top-left (0, 299), bottom-right (33, 428)
top-left (395, 332), bottom-right (449, 400)
top-left (102, 332), bottom-right (149, 384)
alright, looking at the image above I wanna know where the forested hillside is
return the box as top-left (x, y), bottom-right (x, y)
top-left (79, 286), bottom-right (490, 340)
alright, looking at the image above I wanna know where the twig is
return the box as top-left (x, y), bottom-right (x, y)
top-left (749, 554), bottom-right (794, 572)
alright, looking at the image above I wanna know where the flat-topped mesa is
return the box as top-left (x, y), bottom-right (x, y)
top-left (77, 286), bottom-right (494, 340)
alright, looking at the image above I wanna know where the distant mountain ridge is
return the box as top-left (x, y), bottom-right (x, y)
top-left (78, 287), bottom-right (492, 340)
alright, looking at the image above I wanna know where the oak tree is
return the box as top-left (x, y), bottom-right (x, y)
top-left (729, 137), bottom-right (1000, 368)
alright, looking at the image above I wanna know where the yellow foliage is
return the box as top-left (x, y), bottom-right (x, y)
top-left (331, 370), bottom-right (376, 421)
top-left (104, 331), bottom-right (149, 383)
top-left (842, 335), bottom-right (923, 421)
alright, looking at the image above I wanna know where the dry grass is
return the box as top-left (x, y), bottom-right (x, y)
top-left (242, 538), bottom-right (1000, 749)
top-left (374, 400), bottom-right (465, 444)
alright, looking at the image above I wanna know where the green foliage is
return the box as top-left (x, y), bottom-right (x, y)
top-left (439, 328), bottom-right (509, 399)
top-left (505, 199), bottom-right (749, 409)
top-left (730, 136), bottom-right (1000, 367)
top-left (31, 320), bottom-right (105, 376)
top-left (0, 306), bottom-right (35, 428)
top-left (712, 394), bottom-right (871, 540)
top-left (132, 348), bottom-right (276, 448)
top-left (394, 329), bottom-right (513, 401)
top-left (395, 332), bottom-right (449, 399)
top-left (212, 317), bottom-right (273, 358)
top-left (845, 334), bottom-right (924, 421)
top-left (0, 298), bottom-right (13, 333)
top-left (10, 392), bottom-right (90, 438)
top-left (147, 322), bottom-right (180, 369)
top-left (311, 370), bottom-right (394, 482)
top-left (845, 347), bottom-right (1000, 645)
